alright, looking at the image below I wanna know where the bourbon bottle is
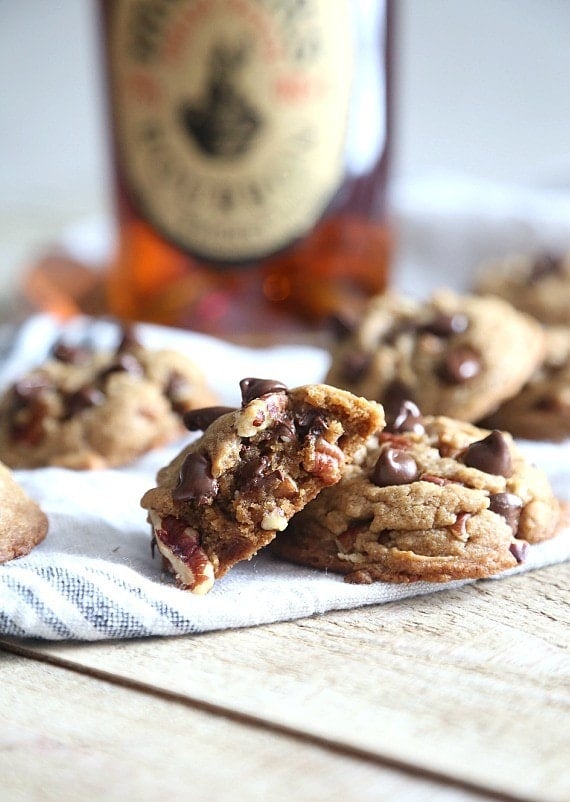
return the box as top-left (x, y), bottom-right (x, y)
top-left (100, 0), bottom-right (393, 339)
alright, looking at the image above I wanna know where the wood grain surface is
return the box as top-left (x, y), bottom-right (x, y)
top-left (2, 651), bottom-right (493, 802)
top-left (3, 561), bottom-right (569, 802)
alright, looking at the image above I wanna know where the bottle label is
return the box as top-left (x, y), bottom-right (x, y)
top-left (110, 0), bottom-right (354, 261)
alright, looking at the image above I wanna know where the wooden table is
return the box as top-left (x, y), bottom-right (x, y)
top-left (1, 560), bottom-right (568, 802)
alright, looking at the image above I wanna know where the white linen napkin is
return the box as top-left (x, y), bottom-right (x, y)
top-left (1, 312), bottom-right (568, 641)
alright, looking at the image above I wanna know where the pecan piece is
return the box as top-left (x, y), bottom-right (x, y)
top-left (303, 437), bottom-right (345, 485)
top-left (450, 512), bottom-right (471, 539)
top-left (236, 393), bottom-right (289, 438)
top-left (420, 473), bottom-right (453, 486)
top-left (150, 512), bottom-right (214, 594)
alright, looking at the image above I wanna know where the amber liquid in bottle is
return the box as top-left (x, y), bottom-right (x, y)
top-left (100, 0), bottom-right (392, 340)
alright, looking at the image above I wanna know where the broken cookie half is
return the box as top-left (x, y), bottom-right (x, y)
top-left (140, 378), bottom-right (385, 593)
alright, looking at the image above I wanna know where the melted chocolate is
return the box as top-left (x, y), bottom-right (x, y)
top-left (294, 408), bottom-right (328, 440)
top-left (235, 453), bottom-right (283, 492)
top-left (183, 406), bottom-right (236, 431)
top-left (240, 378), bottom-right (288, 405)
top-left (173, 452), bottom-right (218, 504)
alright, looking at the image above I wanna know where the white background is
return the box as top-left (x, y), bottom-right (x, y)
top-left (1, 1), bottom-right (570, 310)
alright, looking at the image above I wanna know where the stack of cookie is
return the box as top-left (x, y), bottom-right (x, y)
top-left (140, 374), bottom-right (561, 593)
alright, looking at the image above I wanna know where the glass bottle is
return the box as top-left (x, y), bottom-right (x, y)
top-left (99, 0), bottom-right (393, 340)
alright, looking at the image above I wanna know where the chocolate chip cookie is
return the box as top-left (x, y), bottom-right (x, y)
top-left (272, 402), bottom-right (560, 584)
top-left (474, 251), bottom-right (570, 325)
top-left (325, 290), bottom-right (545, 423)
top-left (0, 325), bottom-right (218, 469)
top-left (482, 326), bottom-right (570, 441)
top-left (0, 461), bottom-right (48, 563)
top-left (140, 378), bottom-right (385, 593)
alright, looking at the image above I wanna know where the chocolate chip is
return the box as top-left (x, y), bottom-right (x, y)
top-left (340, 351), bottom-right (370, 383)
top-left (240, 378), bottom-right (288, 405)
top-left (183, 406), bottom-right (236, 431)
top-left (527, 253), bottom-right (563, 285)
top-left (382, 319), bottom-right (418, 346)
top-left (509, 540), bottom-right (529, 563)
top-left (100, 353), bottom-right (144, 380)
top-left (52, 342), bottom-right (91, 365)
top-left (462, 431), bottom-right (513, 477)
top-left (173, 452), bottom-right (218, 504)
top-left (64, 385), bottom-right (105, 419)
top-left (327, 312), bottom-right (356, 341)
top-left (533, 395), bottom-right (560, 412)
top-left (488, 492), bottom-right (523, 533)
top-left (421, 313), bottom-right (469, 337)
top-left (440, 345), bottom-right (482, 384)
top-left (294, 408), bottom-right (328, 440)
top-left (9, 402), bottom-right (50, 445)
top-left (252, 415), bottom-right (296, 446)
top-left (235, 454), bottom-right (270, 490)
top-left (383, 380), bottom-right (416, 421)
top-left (371, 447), bottom-right (418, 487)
top-left (388, 400), bottom-right (425, 435)
top-left (116, 323), bottom-right (141, 353)
top-left (9, 373), bottom-right (53, 443)
top-left (272, 420), bottom-right (297, 442)
top-left (235, 455), bottom-right (283, 492)
top-left (164, 370), bottom-right (190, 414)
